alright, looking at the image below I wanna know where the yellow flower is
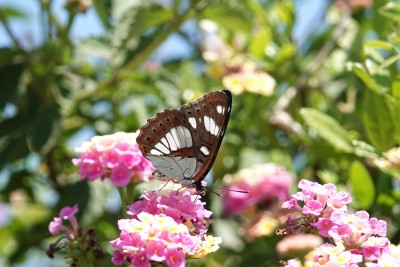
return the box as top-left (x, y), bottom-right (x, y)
top-left (193, 235), bottom-right (222, 257)
top-left (244, 72), bottom-right (276, 96)
top-left (223, 73), bottom-right (245, 95)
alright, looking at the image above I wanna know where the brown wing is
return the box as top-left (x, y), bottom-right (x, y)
top-left (136, 89), bottom-right (232, 191)
top-left (178, 89), bottom-right (232, 183)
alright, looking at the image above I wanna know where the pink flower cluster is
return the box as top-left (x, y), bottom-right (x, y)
top-left (72, 132), bottom-right (155, 187)
top-left (110, 190), bottom-right (221, 267)
top-left (47, 204), bottom-right (104, 263)
top-left (49, 204), bottom-right (79, 238)
top-left (222, 163), bottom-right (293, 215)
top-left (282, 179), bottom-right (400, 266)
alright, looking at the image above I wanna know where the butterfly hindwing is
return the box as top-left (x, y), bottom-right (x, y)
top-left (137, 89), bottom-right (232, 192)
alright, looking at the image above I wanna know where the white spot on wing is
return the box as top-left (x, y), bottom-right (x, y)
top-left (166, 132), bottom-right (177, 151)
top-left (204, 116), bottom-right (210, 131)
top-left (176, 126), bottom-right (186, 148)
top-left (150, 149), bottom-right (163, 155)
top-left (182, 127), bottom-right (192, 147)
top-left (200, 146), bottom-right (210, 156)
top-left (204, 115), bottom-right (217, 135)
top-left (209, 117), bottom-right (216, 135)
top-left (188, 117), bottom-right (197, 129)
top-left (155, 143), bottom-right (170, 154)
top-left (161, 137), bottom-right (169, 148)
top-left (215, 125), bottom-right (220, 135)
top-left (170, 127), bottom-right (181, 148)
top-left (217, 105), bottom-right (223, 114)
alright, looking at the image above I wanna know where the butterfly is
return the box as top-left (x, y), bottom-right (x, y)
top-left (136, 89), bottom-right (232, 195)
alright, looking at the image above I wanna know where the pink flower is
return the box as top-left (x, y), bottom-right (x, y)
top-left (131, 251), bottom-right (151, 267)
top-left (60, 204), bottom-right (79, 232)
top-left (59, 204), bottom-right (79, 218)
top-left (46, 204), bottom-right (104, 262)
top-left (49, 205), bottom-right (80, 238)
top-left (317, 218), bottom-right (334, 237)
top-left (48, 217), bottom-right (65, 235)
top-left (111, 190), bottom-right (221, 266)
top-left (369, 217), bottom-right (387, 236)
top-left (72, 132), bottom-right (155, 187)
top-left (363, 245), bottom-right (382, 261)
top-left (110, 162), bottom-right (131, 186)
top-left (281, 179), bottom-right (400, 266)
top-left (302, 200), bottom-right (323, 216)
top-left (165, 249), bottom-right (185, 267)
top-left (128, 190), bottom-right (212, 237)
top-left (111, 250), bottom-right (124, 265)
top-left (146, 240), bottom-right (167, 261)
top-left (222, 163), bottom-right (293, 215)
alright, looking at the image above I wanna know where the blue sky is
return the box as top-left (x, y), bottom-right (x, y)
top-left (0, 0), bottom-right (327, 49)
top-left (0, 0), bottom-right (104, 47)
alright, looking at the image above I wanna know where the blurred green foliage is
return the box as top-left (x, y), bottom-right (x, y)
top-left (0, 0), bottom-right (400, 266)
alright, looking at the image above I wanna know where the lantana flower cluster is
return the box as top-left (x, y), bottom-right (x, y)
top-left (110, 190), bottom-right (221, 267)
top-left (374, 146), bottom-right (400, 174)
top-left (72, 132), bottom-right (155, 187)
top-left (222, 62), bottom-right (276, 96)
top-left (47, 205), bottom-right (103, 264)
top-left (198, 22), bottom-right (276, 97)
top-left (222, 163), bottom-right (293, 215)
top-left (281, 179), bottom-right (400, 266)
top-left (222, 163), bottom-right (293, 240)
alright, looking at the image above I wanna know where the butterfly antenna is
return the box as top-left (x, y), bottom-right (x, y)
top-left (211, 190), bottom-right (221, 197)
top-left (212, 186), bottom-right (249, 194)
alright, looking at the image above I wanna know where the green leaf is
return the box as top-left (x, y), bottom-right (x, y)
top-left (387, 97), bottom-right (400, 144)
top-left (200, 4), bottom-right (251, 33)
top-left (362, 90), bottom-right (395, 151)
top-left (347, 62), bottom-right (379, 91)
top-left (0, 63), bottom-right (24, 109)
top-left (364, 40), bottom-right (398, 52)
top-left (0, 135), bottom-right (30, 167)
top-left (349, 161), bottom-right (375, 209)
top-left (392, 78), bottom-right (400, 99)
top-left (300, 108), bottom-right (353, 153)
top-left (249, 29), bottom-right (271, 58)
top-left (92, 0), bottom-right (112, 29)
top-left (379, 2), bottom-right (400, 19)
top-left (112, 4), bottom-right (172, 49)
top-left (27, 104), bottom-right (61, 153)
top-left (180, 61), bottom-right (204, 92)
top-left (0, 7), bottom-right (26, 20)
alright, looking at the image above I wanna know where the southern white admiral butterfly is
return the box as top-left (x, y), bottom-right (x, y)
top-left (136, 89), bottom-right (232, 194)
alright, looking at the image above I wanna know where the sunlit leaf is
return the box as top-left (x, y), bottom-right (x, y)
top-left (200, 4), bottom-right (251, 33)
top-left (379, 2), bottom-right (400, 19)
top-left (362, 90), bottom-right (395, 151)
top-left (347, 62), bottom-right (379, 92)
top-left (300, 108), bottom-right (353, 153)
top-left (364, 40), bottom-right (398, 52)
top-left (349, 161), bottom-right (375, 209)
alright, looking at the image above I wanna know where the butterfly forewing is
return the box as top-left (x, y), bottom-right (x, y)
top-left (137, 89), bottom-right (232, 191)
top-left (178, 90), bottom-right (232, 183)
